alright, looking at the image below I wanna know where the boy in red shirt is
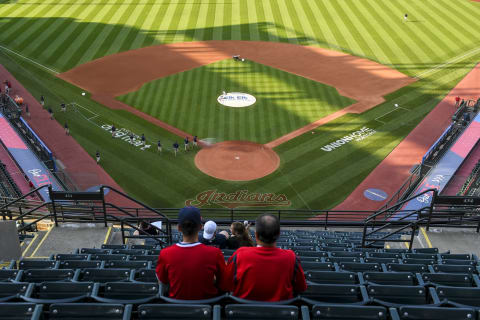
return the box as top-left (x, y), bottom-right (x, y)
top-left (224, 214), bottom-right (307, 301)
top-left (156, 207), bottom-right (228, 300)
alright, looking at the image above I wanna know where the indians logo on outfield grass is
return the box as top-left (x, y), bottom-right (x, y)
top-left (185, 190), bottom-right (291, 209)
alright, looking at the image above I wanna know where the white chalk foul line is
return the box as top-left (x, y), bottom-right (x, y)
top-left (0, 44), bottom-right (59, 74)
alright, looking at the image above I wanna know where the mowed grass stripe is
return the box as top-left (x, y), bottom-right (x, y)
top-left (276, 0), bottom-right (304, 44)
top-left (261, 0), bottom-right (284, 43)
top-left (444, 0), bottom-right (480, 25)
top-left (171, 1), bottom-right (195, 43)
top-left (0, 0), bottom-right (51, 38)
top-left (148, 0), bottom-right (178, 44)
top-left (221, 1), bottom-right (233, 41)
top-left (163, 1), bottom-right (187, 44)
top-left (314, 1), bottom-right (349, 53)
top-left (237, 0), bottom-right (249, 40)
top-left (254, 0), bottom-right (273, 42)
top-left (291, 0), bottom-right (324, 46)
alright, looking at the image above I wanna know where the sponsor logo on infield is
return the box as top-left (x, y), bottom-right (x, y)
top-left (185, 190), bottom-right (291, 209)
top-left (320, 126), bottom-right (376, 152)
top-left (217, 92), bottom-right (256, 108)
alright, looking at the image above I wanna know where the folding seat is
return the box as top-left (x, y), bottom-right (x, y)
top-left (21, 269), bottom-right (76, 283)
top-left (90, 254), bottom-right (127, 261)
top-left (433, 286), bottom-right (480, 308)
top-left (104, 260), bottom-right (150, 269)
top-left (79, 248), bottom-right (111, 254)
top-left (413, 248), bottom-right (438, 254)
top-left (138, 304), bottom-right (218, 319)
top-left (225, 304), bottom-right (299, 319)
top-left (440, 259), bottom-right (476, 266)
top-left (0, 303), bottom-right (43, 320)
top-left (301, 262), bottom-right (336, 272)
top-left (386, 263), bottom-right (428, 273)
top-left (293, 238), bottom-right (316, 244)
top-left (321, 242), bottom-right (350, 248)
top-left (325, 257), bottom-right (361, 264)
top-left (368, 252), bottom-right (402, 259)
top-left (305, 271), bottom-right (358, 285)
top-left (339, 262), bottom-right (381, 272)
top-left (430, 264), bottom-right (476, 274)
top-left (147, 249), bottom-right (161, 256)
top-left (77, 269), bottom-right (131, 283)
top-left (367, 285), bottom-right (430, 306)
top-left (0, 283), bottom-right (33, 302)
top-left (112, 249), bottom-right (146, 255)
top-left (309, 304), bottom-right (387, 319)
top-left (130, 244), bottom-right (157, 250)
top-left (383, 249), bottom-right (408, 254)
top-left (390, 306), bottom-right (475, 320)
top-left (49, 303), bottom-right (132, 319)
top-left (421, 273), bottom-right (479, 287)
top-left (362, 272), bottom-right (420, 286)
top-left (294, 251), bottom-right (325, 258)
top-left (132, 269), bottom-right (158, 282)
top-left (321, 246), bottom-right (349, 252)
top-left (363, 257), bottom-right (399, 264)
top-left (297, 256), bottom-right (323, 263)
top-left (439, 253), bottom-right (472, 260)
top-left (55, 254), bottom-right (89, 261)
top-left (101, 244), bottom-right (127, 250)
top-left (291, 245), bottom-right (316, 251)
top-left (59, 260), bottom-right (103, 269)
top-left (352, 247), bottom-right (378, 253)
top-left (0, 269), bottom-right (22, 282)
top-left (128, 255), bottom-right (158, 262)
top-left (18, 260), bottom-right (58, 270)
top-left (24, 282), bottom-right (96, 303)
top-left (402, 258), bottom-right (435, 265)
top-left (404, 253), bottom-right (437, 260)
top-left (329, 251), bottom-right (364, 258)
top-left (301, 284), bottom-right (368, 305)
top-left (93, 282), bottom-right (160, 303)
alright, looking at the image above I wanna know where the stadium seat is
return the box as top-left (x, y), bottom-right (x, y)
top-left (55, 254), bottom-right (89, 261)
top-left (433, 286), bottom-right (480, 308)
top-left (402, 259), bottom-right (436, 266)
top-left (305, 271), bottom-right (358, 285)
top-left (147, 249), bottom-right (161, 256)
top-left (309, 304), bottom-right (387, 319)
top-left (295, 251), bottom-right (326, 258)
top-left (301, 284), bottom-right (368, 305)
top-left (421, 273), bottom-right (480, 287)
top-left (49, 303), bottom-right (132, 319)
top-left (384, 249), bottom-right (408, 254)
top-left (386, 264), bottom-right (428, 273)
top-left (367, 285), bottom-right (431, 307)
top-left (101, 245), bottom-right (127, 250)
top-left (131, 269), bottom-right (157, 283)
top-left (90, 254), bottom-right (127, 261)
top-left (0, 303), bottom-right (43, 320)
top-left (413, 248), bottom-right (439, 254)
top-left (330, 251), bottom-right (364, 258)
top-left (130, 245), bottom-right (157, 250)
top-left (138, 304), bottom-right (219, 319)
top-left (362, 272), bottom-right (421, 286)
top-left (363, 257), bottom-right (399, 264)
top-left (128, 255), bottom-right (158, 262)
top-left (18, 260), bottom-right (58, 270)
top-left (439, 253), bottom-right (473, 260)
top-left (225, 304), bottom-right (299, 319)
top-left (77, 269), bottom-right (131, 283)
top-left (23, 282), bottom-right (96, 303)
top-left (440, 259), bottom-right (476, 266)
top-left (111, 249), bottom-right (146, 255)
top-left (301, 262), bottom-right (336, 271)
top-left (325, 257), bottom-right (361, 264)
top-left (21, 269), bottom-right (76, 283)
top-left (368, 252), bottom-right (402, 259)
top-left (339, 262), bottom-right (380, 272)
top-left (0, 283), bottom-right (33, 302)
top-left (79, 248), bottom-right (111, 254)
top-left (390, 306), bottom-right (475, 320)
top-left (298, 257), bottom-right (323, 263)
top-left (93, 282), bottom-right (160, 303)
top-left (404, 253), bottom-right (437, 260)
top-left (0, 269), bottom-right (22, 282)
top-left (430, 264), bottom-right (477, 274)
top-left (59, 260), bottom-right (103, 269)
top-left (321, 246), bottom-right (349, 252)
top-left (104, 260), bottom-right (150, 269)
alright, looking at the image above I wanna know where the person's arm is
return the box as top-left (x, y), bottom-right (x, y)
top-left (293, 254), bottom-right (307, 293)
top-left (155, 251), bottom-right (168, 285)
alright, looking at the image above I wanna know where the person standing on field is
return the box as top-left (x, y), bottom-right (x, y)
top-left (404, 13), bottom-right (408, 22)
top-left (173, 142), bottom-right (179, 157)
top-left (157, 140), bottom-right (162, 153)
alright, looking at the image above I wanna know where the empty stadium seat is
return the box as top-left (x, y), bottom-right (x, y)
top-left (301, 284), bottom-right (368, 305)
top-left (93, 282), bottom-right (160, 303)
top-left (104, 260), bottom-right (150, 269)
top-left (439, 253), bottom-right (473, 260)
top-left (0, 303), bottom-right (43, 320)
top-left (330, 251), bottom-right (364, 258)
top-left (225, 304), bottom-right (299, 319)
top-left (90, 254), bottom-right (127, 261)
top-left (138, 304), bottom-right (218, 319)
top-left (23, 282), bottom-right (96, 303)
top-left (362, 272), bottom-right (421, 286)
top-left (132, 269), bottom-right (157, 283)
top-left (402, 259), bottom-right (436, 266)
top-left (367, 285), bottom-right (431, 307)
top-left (433, 286), bottom-right (480, 308)
top-left (77, 269), bottom-right (131, 283)
top-left (413, 248), bottom-right (438, 254)
top-left (147, 249), bottom-right (161, 256)
top-left (101, 245), bottom-right (127, 250)
top-left (18, 260), bottom-right (58, 270)
top-left (49, 303), bottom-right (131, 319)
top-left (309, 304), bottom-right (387, 319)
top-left (21, 269), bottom-right (76, 283)
top-left (305, 271), bottom-right (358, 285)
top-left (325, 257), bottom-right (361, 264)
top-left (421, 273), bottom-right (480, 287)
top-left (302, 262), bottom-right (337, 271)
top-left (295, 251), bottom-right (326, 258)
top-left (404, 253), bottom-right (437, 260)
top-left (363, 257), bottom-right (399, 264)
top-left (430, 264), bottom-right (477, 274)
top-left (368, 252), bottom-right (402, 259)
top-left (129, 255), bottom-right (158, 262)
top-left (298, 257), bottom-right (323, 263)
top-left (59, 260), bottom-right (103, 269)
top-left (55, 254), bottom-right (89, 261)
top-left (0, 283), bottom-right (33, 302)
top-left (390, 306), bottom-right (475, 320)
top-left (79, 248), bottom-right (111, 255)
top-left (440, 259), bottom-right (476, 266)
top-left (339, 262), bottom-right (380, 272)
top-left (0, 269), bottom-right (21, 282)
top-left (130, 245), bottom-right (157, 250)
top-left (111, 249), bottom-right (146, 255)
top-left (386, 264), bottom-right (428, 273)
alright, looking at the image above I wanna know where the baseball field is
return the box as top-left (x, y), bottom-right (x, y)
top-left (0, 0), bottom-right (479, 210)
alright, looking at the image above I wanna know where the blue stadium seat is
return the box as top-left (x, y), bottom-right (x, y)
top-left (225, 304), bottom-right (299, 319)
top-left (362, 272), bottom-right (421, 286)
top-left (305, 271), bottom-right (358, 285)
top-left (368, 252), bottom-right (402, 259)
top-left (128, 255), bottom-right (158, 262)
top-left (390, 306), bottom-right (475, 320)
top-left (301, 284), bottom-right (368, 305)
top-left (90, 254), bottom-right (127, 261)
top-left (22, 282), bottom-right (96, 303)
top-left (55, 254), bottom-right (89, 261)
top-left (421, 273), bottom-right (480, 287)
top-left (0, 283), bottom-right (33, 302)
top-left (77, 269), bottom-right (131, 283)
top-left (433, 286), bottom-right (480, 308)
top-left (130, 245), bottom-right (157, 250)
top-left (309, 304), bottom-right (387, 319)
top-left (430, 264), bottom-right (477, 274)
top-left (49, 303), bottom-right (131, 319)
top-left (386, 264), bottom-right (428, 273)
top-left (325, 257), bottom-right (361, 264)
top-left (0, 269), bottom-right (22, 282)
top-left (0, 303), bottom-right (43, 320)
top-left (93, 282), bottom-right (160, 303)
top-left (413, 248), bottom-right (438, 254)
top-left (18, 260), bottom-right (58, 270)
top-left (79, 248), bottom-right (111, 254)
top-left (104, 260), bottom-right (150, 269)
top-left (402, 259), bottom-right (436, 266)
top-left (339, 262), bottom-right (380, 272)
top-left (21, 269), bottom-right (76, 283)
top-left (147, 249), bottom-right (161, 256)
top-left (59, 260), bottom-right (103, 269)
top-left (298, 257), bottom-right (323, 263)
top-left (404, 253), bottom-right (438, 260)
top-left (440, 259), bottom-right (476, 266)
top-left (138, 304), bottom-right (219, 319)
top-left (112, 249), bottom-right (146, 255)
top-left (301, 262), bottom-right (336, 271)
top-left (101, 245), bottom-right (127, 250)
top-left (329, 251), bottom-right (364, 258)
top-left (363, 257), bottom-right (399, 264)
top-left (439, 253), bottom-right (473, 260)
top-left (295, 251), bottom-right (326, 258)
top-left (131, 269), bottom-right (157, 282)
top-left (367, 285), bottom-right (431, 307)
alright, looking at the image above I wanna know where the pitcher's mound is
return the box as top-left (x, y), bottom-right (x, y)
top-left (195, 141), bottom-right (280, 181)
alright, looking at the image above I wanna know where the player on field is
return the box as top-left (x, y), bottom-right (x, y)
top-left (129, 132), bottom-right (134, 144)
top-left (157, 140), bottom-right (162, 153)
top-left (96, 151), bottom-right (100, 164)
top-left (193, 136), bottom-right (198, 148)
top-left (111, 125), bottom-right (116, 138)
top-left (173, 142), bottom-right (179, 157)
top-left (184, 137), bottom-right (189, 151)
top-left (141, 134), bottom-right (146, 145)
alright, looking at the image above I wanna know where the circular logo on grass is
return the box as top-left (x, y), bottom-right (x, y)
top-left (218, 92), bottom-right (256, 108)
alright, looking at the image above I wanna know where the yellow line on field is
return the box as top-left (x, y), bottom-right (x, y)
top-left (30, 226), bottom-right (53, 257)
top-left (21, 233), bottom-right (39, 257)
top-left (420, 227), bottom-right (433, 248)
top-left (103, 226), bottom-right (112, 244)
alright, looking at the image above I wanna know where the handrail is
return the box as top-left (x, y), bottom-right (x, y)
top-left (104, 214), bottom-right (167, 246)
top-left (0, 185), bottom-right (50, 213)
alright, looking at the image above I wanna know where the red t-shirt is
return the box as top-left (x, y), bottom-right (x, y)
top-left (155, 242), bottom-right (227, 300)
top-left (225, 246), bottom-right (307, 301)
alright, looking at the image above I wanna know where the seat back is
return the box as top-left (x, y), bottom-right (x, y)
top-left (396, 306), bottom-right (475, 320)
top-left (422, 273), bottom-right (474, 287)
top-left (0, 303), bottom-right (42, 320)
top-left (128, 255), bottom-right (158, 262)
top-left (435, 286), bottom-right (480, 307)
top-left (368, 252), bottom-right (402, 259)
top-left (431, 264), bottom-right (476, 274)
top-left (59, 260), bottom-right (102, 269)
top-left (363, 272), bottom-right (417, 286)
top-left (80, 269), bottom-right (130, 283)
top-left (301, 262), bottom-right (336, 271)
top-left (0, 270), bottom-right (20, 282)
top-left (22, 269), bottom-right (75, 283)
top-left (302, 284), bottom-right (366, 304)
top-left (79, 248), bottom-right (111, 254)
top-left (101, 245), bottom-right (127, 250)
top-left (133, 269), bottom-right (157, 283)
top-left (311, 305), bottom-right (387, 319)
top-left (36, 282), bottom-right (95, 299)
top-left (329, 251), bottom-right (364, 258)
top-left (55, 254), bottom-right (89, 261)
top-left (138, 304), bottom-right (213, 319)
top-left (326, 257), bottom-right (361, 264)
top-left (19, 260), bottom-right (57, 270)
top-left (49, 303), bottom-right (130, 319)
top-left (105, 261), bottom-right (149, 269)
top-left (0, 283), bottom-right (31, 299)
top-left (368, 285), bottom-right (428, 306)
top-left (225, 304), bottom-right (299, 319)
top-left (306, 271), bottom-right (357, 285)
top-left (112, 249), bottom-right (146, 255)
top-left (439, 254), bottom-right (471, 260)
top-left (440, 259), bottom-right (476, 266)
top-left (339, 262), bottom-right (380, 272)
top-left (363, 257), bottom-right (399, 264)
top-left (386, 264), bottom-right (428, 273)
top-left (90, 254), bottom-right (127, 261)
top-left (102, 282), bottom-right (159, 300)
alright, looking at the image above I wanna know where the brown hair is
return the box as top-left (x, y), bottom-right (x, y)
top-left (231, 222), bottom-right (254, 247)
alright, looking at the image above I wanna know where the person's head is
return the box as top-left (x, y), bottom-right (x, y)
top-left (139, 221), bottom-right (150, 230)
top-left (230, 221), bottom-right (245, 236)
top-left (255, 214), bottom-right (280, 246)
top-left (203, 220), bottom-right (217, 240)
top-left (178, 206), bottom-right (202, 237)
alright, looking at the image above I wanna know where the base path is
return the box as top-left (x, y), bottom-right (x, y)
top-left (334, 63), bottom-right (480, 214)
top-left (195, 141), bottom-right (279, 181)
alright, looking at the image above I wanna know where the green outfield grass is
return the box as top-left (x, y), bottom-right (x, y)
top-left (117, 59), bottom-right (355, 144)
top-left (0, 0), bottom-right (479, 209)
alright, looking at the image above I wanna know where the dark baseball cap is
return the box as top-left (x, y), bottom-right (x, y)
top-left (178, 206), bottom-right (202, 226)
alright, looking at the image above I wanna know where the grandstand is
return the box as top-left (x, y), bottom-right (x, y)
top-left (0, 0), bottom-right (480, 319)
